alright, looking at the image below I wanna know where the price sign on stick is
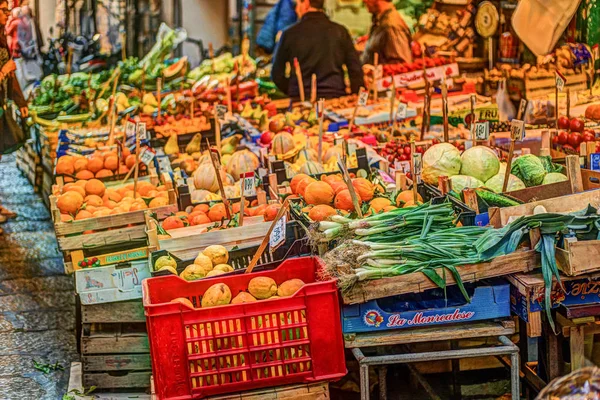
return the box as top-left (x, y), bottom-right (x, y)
top-left (140, 147), bottom-right (156, 165)
top-left (126, 120), bottom-right (136, 139)
top-left (518, 99), bottom-right (528, 119)
top-left (241, 172), bottom-right (256, 197)
top-left (269, 215), bottom-right (287, 252)
top-left (412, 152), bottom-right (422, 180)
top-left (397, 102), bottom-right (407, 119)
top-left (474, 121), bottom-right (490, 140)
top-left (215, 104), bottom-right (228, 120)
top-left (510, 119), bottom-right (526, 141)
top-left (374, 65), bottom-right (383, 81)
top-left (136, 122), bottom-right (148, 141)
top-left (555, 71), bottom-right (566, 92)
top-left (358, 88), bottom-right (369, 106)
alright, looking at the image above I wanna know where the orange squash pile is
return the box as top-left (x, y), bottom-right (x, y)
top-left (55, 149), bottom-right (145, 183)
top-left (56, 179), bottom-right (171, 221)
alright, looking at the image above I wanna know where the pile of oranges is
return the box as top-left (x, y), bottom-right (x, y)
top-left (55, 149), bottom-right (145, 182)
top-left (56, 179), bottom-right (171, 222)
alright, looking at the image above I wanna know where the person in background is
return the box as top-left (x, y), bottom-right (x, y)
top-left (256, 0), bottom-right (297, 54)
top-left (271, 0), bottom-right (363, 100)
top-left (0, 0), bottom-right (28, 233)
top-left (5, 6), bottom-right (20, 58)
top-left (362, 0), bottom-right (413, 65)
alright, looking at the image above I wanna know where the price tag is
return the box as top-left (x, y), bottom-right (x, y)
top-left (555, 71), bottom-right (566, 92)
top-left (242, 172), bottom-right (256, 197)
top-left (510, 119), bottom-right (526, 141)
top-left (518, 99), bottom-right (528, 119)
top-left (474, 121), bottom-right (490, 140)
top-left (126, 121), bottom-right (136, 139)
top-left (412, 153), bottom-right (422, 182)
top-left (358, 88), bottom-right (369, 107)
top-left (397, 102), bottom-right (407, 119)
top-left (470, 94), bottom-right (476, 110)
top-left (139, 147), bottom-right (156, 165)
top-left (394, 160), bottom-right (411, 174)
top-left (136, 122), bottom-right (148, 141)
top-left (269, 214), bottom-right (286, 252)
top-left (590, 153), bottom-right (600, 171)
top-left (215, 104), bottom-right (228, 120)
top-left (374, 65), bottom-right (383, 81)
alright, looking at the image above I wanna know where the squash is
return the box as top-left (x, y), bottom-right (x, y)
top-left (193, 163), bottom-right (227, 192)
top-left (300, 161), bottom-right (325, 175)
top-left (271, 132), bottom-right (295, 155)
top-left (226, 149), bottom-right (260, 179)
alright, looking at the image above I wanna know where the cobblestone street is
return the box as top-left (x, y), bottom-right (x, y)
top-left (0, 155), bottom-right (78, 399)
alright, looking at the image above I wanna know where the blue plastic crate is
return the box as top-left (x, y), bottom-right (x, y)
top-left (342, 281), bottom-right (510, 333)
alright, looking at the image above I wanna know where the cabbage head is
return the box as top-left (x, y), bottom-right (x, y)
top-left (485, 173), bottom-right (526, 193)
top-left (422, 143), bottom-right (462, 185)
top-left (449, 175), bottom-right (483, 192)
top-left (460, 146), bottom-right (500, 182)
top-left (510, 155), bottom-right (546, 187)
top-left (542, 172), bottom-right (568, 185)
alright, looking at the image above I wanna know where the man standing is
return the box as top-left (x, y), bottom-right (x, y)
top-left (271, 0), bottom-right (363, 100)
top-left (362, 0), bottom-right (413, 65)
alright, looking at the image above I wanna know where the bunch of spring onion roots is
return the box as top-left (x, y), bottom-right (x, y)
top-left (315, 202), bottom-right (600, 331)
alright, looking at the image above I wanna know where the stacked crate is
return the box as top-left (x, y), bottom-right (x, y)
top-left (14, 139), bottom-right (42, 191)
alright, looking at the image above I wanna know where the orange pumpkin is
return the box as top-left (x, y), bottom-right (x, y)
top-left (162, 216), bottom-right (185, 230)
top-left (296, 177), bottom-right (316, 197)
top-left (304, 181), bottom-right (334, 205)
top-left (335, 189), bottom-right (360, 211)
top-left (369, 197), bottom-right (392, 212)
top-left (193, 204), bottom-right (210, 213)
top-left (396, 190), bottom-right (423, 207)
top-left (290, 174), bottom-right (310, 194)
top-left (352, 178), bottom-right (375, 202)
top-left (308, 205), bottom-right (336, 221)
top-left (190, 213), bottom-right (211, 225)
top-left (208, 203), bottom-right (228, 222)
top-left (264, 204), bottom-right (282, 221)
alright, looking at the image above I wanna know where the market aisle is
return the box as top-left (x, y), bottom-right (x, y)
top-left (0, 155), bottom-right (78, 399)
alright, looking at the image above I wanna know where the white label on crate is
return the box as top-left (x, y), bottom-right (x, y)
top-left (136, 122), bottom-right (148, 141)
top-left (555, 72), bottom-right (566, 92)
top-left (126, 121), bottom-right (136, 139)
top-left (397, 102), bottom-right (407, 119)
top-left (348, 142), bottom-right (357, 157)
top-left (111, 266), bottom-right (139, 291)
top-left (215, 104), bottom-right (228, 120)
top-left (358, 88), bottom-right (369, 106)
top-left (242, 172), bottom-right (256, 197)
top-left (510, 119), bottom-right (525, 141)
top-left (270, 215), bottom-right (286, 252)
top-left (474, 121), bottom-right (490, 140)
top-left (140, 147), bottom-right (156, 165)
top-left (394, 160), bottom-right (411, 174)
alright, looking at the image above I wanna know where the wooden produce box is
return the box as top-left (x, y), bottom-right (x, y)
top-left (80, 300), bottom-right (151, 391)
top-left (341, 250), bottom-right (539, 305)
top-left (507, 71), bottom-right (587, 101)
top-left (75, 258), bottom-right (152, 305)
top-left (146, 213), bottom-right (272, 260)
top-left (50, 188), bottom-right (178, 274)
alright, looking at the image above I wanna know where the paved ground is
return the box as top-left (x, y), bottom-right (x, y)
top-left (0, 154), bottom-right (78, 399)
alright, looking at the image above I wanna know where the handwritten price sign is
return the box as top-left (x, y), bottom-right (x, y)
top-left (269, 215), bottom-right (286, 252)
top-left (137, 122), bottom-right (148, 141)
top-left (126, 121), bottom-right (136, 139)
top-left (474, 121), bottom-right (490, 140)
top-left (358, 88), bottom-right (369, 107)
top-left (510, 119), bottom-right (525, 141)
top-left (241, 172), bottom-right (256, 197)
top-left (396, 102), bottom-right (407, 119)
top-left (215, 104), bottom-right (228, 120)
top-left (555, 72), bottom-right (566, 92)
top-left (140, 147), bottom-right (156, 165)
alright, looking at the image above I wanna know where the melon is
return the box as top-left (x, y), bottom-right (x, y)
top-left (271, 132), bottom-right (295, 155)
top-left (300, 161), bottom-right (325, 176)
top-left (323, 146), bottom-right (343, 163)
top-left (164, 56), bottom-right (188, 79)
top-left (226, 149), bottom-right (259, 179)
top-left (193, 163), bottom-right (227, 193)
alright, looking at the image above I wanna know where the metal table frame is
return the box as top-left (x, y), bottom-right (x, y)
top-left (351, 335), bottom-right (520, 400)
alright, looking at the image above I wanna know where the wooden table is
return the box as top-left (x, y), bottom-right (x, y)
top-left (344, 319), bottom-right (519, 400)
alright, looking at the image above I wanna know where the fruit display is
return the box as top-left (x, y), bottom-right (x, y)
top-left (54, 148), bottom-right (146, 182)
top-left (382, 57), bottom-right (451, 76)
top-left (54, 178), bottom-right (171, 221)
top-left (153, 245), bottom-right (233, 279)
top-left (552, 116), bottom-right (599, 153)
top-left (187, 52), bottom-right (257, 83)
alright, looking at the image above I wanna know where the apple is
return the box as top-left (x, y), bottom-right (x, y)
top-left (582, 131), bottom-right (595, 143)
top-left (570, 118), bottom-right (584, 133)
top-left (567, 132), bottom-right (581, 148)
top-left (557, 116), bottom-right (570, 130)
top-left (557, 131), bottom-right (568, 145)
top-left (260, 131), bottom-right (274, 145)
top-left (268, 119), bottom-right (284, 133)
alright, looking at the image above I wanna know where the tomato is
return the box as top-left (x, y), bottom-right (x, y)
top-left (416, 146), bottom-right (425, 154)
top-left (403, 146), bottom-right (411, 155)
top-left (567, 132), bottom-right (581, 148)
top-left (557, 116), bottom-right (570, 130)
top-left (399, 154), bottom-right (409, 161)
top-left (570, 118), bottom-right (584, 133)
top-left (557, 131), bottom-right (568, 145)
top-left (552, 135), bottom-right (559, 145)
top-left (582, 131), bottom-right (595, 143)
top-left (562, 144), bottom-right (575, 153)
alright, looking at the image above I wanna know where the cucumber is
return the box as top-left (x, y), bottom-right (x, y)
top-left (475, 188), bottom-right (522, 208)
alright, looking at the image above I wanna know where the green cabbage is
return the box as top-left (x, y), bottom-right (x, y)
top-left (485, 173), bottom-right (526, 193)
top-left (542, 172), bottom-right (568, 185)
top-left (422, 143), bottom-right (462, 185)
top-left (510, 155), bottom-right (546, 187)
top-left (449, 175), bottom-right (483, 192)
top-left (460, 146), bottom-right (500, 182)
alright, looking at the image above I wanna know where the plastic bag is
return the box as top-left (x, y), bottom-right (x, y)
top-left (496, 79), bottom-right (516, 121)
top-left (140, 23), bottom-right (187, 69)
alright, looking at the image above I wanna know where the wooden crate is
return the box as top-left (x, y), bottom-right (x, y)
top-left (341, 250), bottom-right (539, 305)
top-left (50, 187), bottom-right (178, 274)
top-left (69, 362), bottom-right (151, 400)
top-left (81, 299), bottom-right (146, 324)
top-left (146, 212), bottom-right (273, 260)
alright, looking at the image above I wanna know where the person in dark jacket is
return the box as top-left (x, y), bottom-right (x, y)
top-left (0, 0), bottom-right (28, 232)
top-left (271, 0), bottom-right (363, 100)
top-left (362, 0), bottom-right (413, 65)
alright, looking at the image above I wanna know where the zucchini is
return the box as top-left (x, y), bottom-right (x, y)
top-left (475, 188), bottom-right (522, 208)
top-left (56, 113), bottom-right (91, 123)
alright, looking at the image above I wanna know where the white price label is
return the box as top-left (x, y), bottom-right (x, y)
top-left (215, 104), bottom-right (228, 120)
top-left (139, 147), bottom-right (156, 165)
top-left (111, 267), bottom-right (136, 291)
top-left (518, 99), bottom-right (528, 119)
top-left (242, 172), bottom-right (256, 197)
top-left (126, 121), bottom-right (136, 138)
top-left (358, 88), bottom-right (369, 107)
top-left (269, 214), bottom-right (286, 252)
top-left (348, 142), bottom-right (357, 157)
top-left (397, 102), bottom-right (407, 119)
top-left (412, 153), bottom-right (422, 178)
top-left (474, 121), bottom-right (490, 140)
top-left (555, 72), bottom-right (566, 92)
top-left (394, 160), bottom-right (411, 174)
top-left (136, 122), bottom-right (148, 141)
top-left (510, 119), bottom-right (526, 141)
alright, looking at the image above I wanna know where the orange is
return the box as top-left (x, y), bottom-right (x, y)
top-left (304, 181), bottom-right (334, 205)
top-left (87, 157), bottom-right (104, 174)
top-left (104, 155), bottom-right (119, 171)
top-left (190, 213), bottom-right (211, 226)
top-left (369, 197), bottom-right (392, 212)
top-left (60, 213), bottom-right (73, 222)
top-left (290, 174), bottom-right (310, 194)
top-left (102, 190), bottom-right (122, 203)
top-left (84, 195), bottom-right (103, 207)
top-left (308, 204), bottom-right (336, 221)
top-left (264, 204), bottom-right (282, 222)
top-left (253, 204), bottom-right (267, 217)
top-left (57, 191), bottom-right (84, 215)
top-left (396, 190), bottom-right (423, 207)
top-left (208, 203), bottom-right (228, 222)
top-left (162, 216), bottom-right (185, 230)
top-left (85, 179), bottom-right (106, 197)
top-left (149, 197), bottom-right (169, 208)
top-left (75, 210), bottom-right (93, 220)
top-left (296, 177), bottom-right (316, 197)
top-left (334, 189), bottom-right (360, 211)
top-left (56, 160), bottom-right (74, 175)
top-left (64, 185), bottom-right (86, 198)
top-left (125, 154), bottom-right (137, 169)
top-left (130, 202), bottom-right (148, 211)
top-left (193, 204), bottom-right (209, 213)
top-left (95, 169), bottom-right (114, 178)
top-left (73, 158), bottom-right (88, 173)
top-left (75, 170), bottom-right (94, 180)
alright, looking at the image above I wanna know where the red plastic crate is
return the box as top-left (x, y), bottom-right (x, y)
top-left (143, 257), bottom-right (346, 399)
